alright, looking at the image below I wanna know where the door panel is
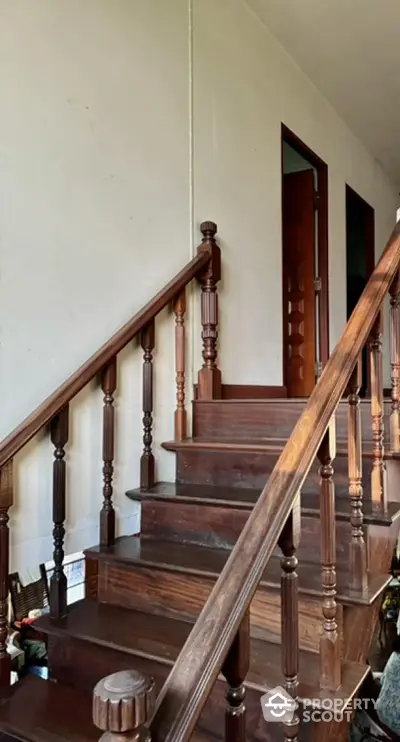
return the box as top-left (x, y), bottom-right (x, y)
top-left (282, 170), bottom-right (316, 397)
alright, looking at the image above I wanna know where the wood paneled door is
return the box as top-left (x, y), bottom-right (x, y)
top-left (282, 169), bottom-right (316, 397)
top-left (281, 125), bottom-right (329, 398)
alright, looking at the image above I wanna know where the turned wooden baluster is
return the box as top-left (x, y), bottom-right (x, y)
top-left (369, 312), bottom-right (387, 508)
top-left (318, 419), bottom-right (341, 691)
top-left (390, 271), bottom-right (400, 452)
top-left (346, 360), bottom-right (367, 592)
top-left (93, 669), bottom-right (156, 742)
top-left (0, 461), bottom-right (12, 690)
top-left (173, 290), bottom-right (187, 441)
top-left (100, 358), bottom-right (117, 547)
top-left (140, 319), bottom-right (155, 490)
top-left (222, 609), bottom-right (249, 742)
top-left (278, 495), bottom-right (301, 742)
top-left (197, 221), bottom-right (222, 400)
top-left (50, 405), bottom-right (69, 620)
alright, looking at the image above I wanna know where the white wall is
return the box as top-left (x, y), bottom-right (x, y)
top-left (1, 0), bottom-right (398, 572)
top-left (0, 0), bottom-right (190, 573)
top-left (192, 0), bottom-right (398, 384)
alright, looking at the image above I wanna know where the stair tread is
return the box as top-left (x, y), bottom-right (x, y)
top-left (0, 675), bottom-right (214, 742)
top-left (162, 437), bottom-right (387, 459)
top-left (0, 675), bottom-right (97, 742)
top-left (85, 535), bottom-right (390, 605)
top-left (126, 481), bottom-right (400, 525)
top-left (36, 598), bottom-right (368, 705)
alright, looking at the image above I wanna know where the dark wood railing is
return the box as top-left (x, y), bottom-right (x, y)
top-left (143, 221), bottom-right (400, 742)
top-left (0, 220), bottom-right (222, 686)
top-left (4, 216), bottom-right (400, 742)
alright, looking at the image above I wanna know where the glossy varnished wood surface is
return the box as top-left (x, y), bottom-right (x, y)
top-left (85, 535), bottom-right (390, 606)
top-left (192, 398), bottom-right (391, 444)
top-left (0, 675), bottom-right (216, 742)
top-left (173, 446), bottom-right (377, 495)
top-left (0, 675), bottom-right (98, 742)
top-left (126, 481), bottom-right (400, 525)
top-left (35, 598), bottom-right (367, 708)
top-left (150, 219), bottom-right (400, 742)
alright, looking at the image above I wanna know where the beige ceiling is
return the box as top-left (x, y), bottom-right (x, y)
top-left (246, 0), bottom-right (400, 186)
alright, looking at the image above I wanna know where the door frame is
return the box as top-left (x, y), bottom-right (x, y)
top-left (345, 184), bottom-right (375, 396)
top-left (345, 184), bottom-right (375, 281)
top-left (281, 124), bottom-right (329, 386)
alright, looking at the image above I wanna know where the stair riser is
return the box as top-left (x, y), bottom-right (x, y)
top-left (368, 520), bottom-right (400, 573)
top-left (95, 559), bottom-right (339, 654)
top-left (193, 399), bottom-right (391, 444)
top-left (176, 448), bottom-right (372, 495)
top-left (141, 499), bottom-right (355, 565)
top-left (46, 634), bottom-right (271, 742)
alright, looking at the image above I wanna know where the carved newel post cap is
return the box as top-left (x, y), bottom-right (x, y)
top-left (200, 221), bottom-right (217, 239)
top-left (93, 669), bottom-right (155, 742)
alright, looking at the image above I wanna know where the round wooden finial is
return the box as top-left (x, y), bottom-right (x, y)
top-left (200, 221), bottom-right (217, 241)
top-left (93, 669), bottom-right (155, 741)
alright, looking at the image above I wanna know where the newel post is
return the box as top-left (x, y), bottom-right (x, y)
top-left (197, 221), bottom-right (222, 400)
top-left (93, 669), bottom-right (156, 742)
top-left (0, 461), bottom-right (12, 691)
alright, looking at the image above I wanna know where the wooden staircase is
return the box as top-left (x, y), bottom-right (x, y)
top-left (1, 221), bottom-right (400, 742)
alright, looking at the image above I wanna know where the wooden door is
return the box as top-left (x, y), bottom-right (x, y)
top-left (282, 170), bottom-right (316, 397)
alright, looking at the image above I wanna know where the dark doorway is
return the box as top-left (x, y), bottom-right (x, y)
top-left (346, 185), bottom-right (375, 396)
top-left (281, 125), bottom-right (329, 397)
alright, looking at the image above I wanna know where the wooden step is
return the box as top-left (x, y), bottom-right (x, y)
top-left (192, 398), bottom-right (391, 445)
top-left (85, 535), bottom-right (389, 654)
top-left (36, 598), bottom-right (369, 708)
top-left (127, 481), bottom-right (400, 525)
top-left (0, 675), bottom-right (214, 742)
top-left (163, 438), bottom-right (376, 492)
top-left (163, 436), bottom-right (385, 456)
top-left (127, 482), bottom-right (398, 568)
top-left (164, 440), bottom-right (400, 505)
top-left (0, 675), bottom-right (98, 742)
top-left (86, 536), bottom-right (389, 607)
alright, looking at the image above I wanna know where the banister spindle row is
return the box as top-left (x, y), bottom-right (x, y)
top-left (0, 224), bottom-right (221, 705)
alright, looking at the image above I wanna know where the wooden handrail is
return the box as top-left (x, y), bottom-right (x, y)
top-left (150, 221), bottom-right (400, 742)
top-left (0, 250), bottom-right (211, 468)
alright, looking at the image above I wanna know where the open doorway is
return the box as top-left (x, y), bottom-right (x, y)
top-left (346, 185), bottom-right (375, 396)
top-left (281, 125), bottom-right (329, 397)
